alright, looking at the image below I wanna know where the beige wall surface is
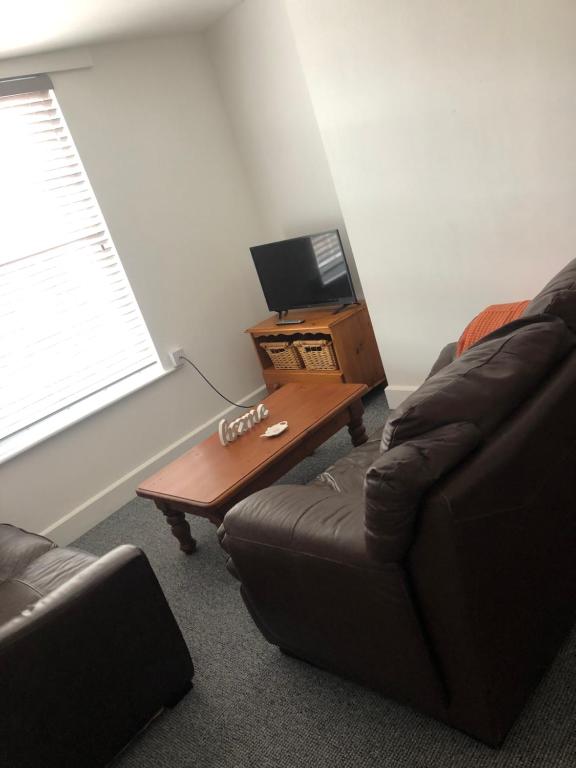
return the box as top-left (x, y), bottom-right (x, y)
top-left (0, 34), bottom-right (267, 540)
top-left (285, 0), bottom-right (576, 401)
top-left (205, 0), bottom-right (363, 296)
top-left (5, 1), bottom-right (575, 537)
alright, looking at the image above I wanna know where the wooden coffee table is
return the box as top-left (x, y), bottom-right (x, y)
top-left (136, 382), bottom-right (368, 554)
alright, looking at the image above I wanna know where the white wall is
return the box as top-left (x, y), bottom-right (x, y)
top-left (285, 0), bottom-right (576, 401)
top-left (204, 0), bottom-right (363, 296)
top-left (6, 2), bottom-right (574, 538)
top-left (0, 34), bottom-right (268, 541)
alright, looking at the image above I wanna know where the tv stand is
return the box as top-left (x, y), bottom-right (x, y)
top-left (246, 302), bottom-right (386, 393)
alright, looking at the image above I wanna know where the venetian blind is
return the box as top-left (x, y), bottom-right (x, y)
top-left (0, 75), bottom-right (161, 443)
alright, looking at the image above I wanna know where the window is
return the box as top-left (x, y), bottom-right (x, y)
top-left (0, 75), bottom-right (164, 462)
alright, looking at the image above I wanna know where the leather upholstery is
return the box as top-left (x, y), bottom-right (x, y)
top-left (365, 422), bottom-right (480, 561)
top-left (222, 490), bottom-right (446, 716)
top-left (0, 580), bottom-right (41, 627)
top-left (220, 261), bottom-right (576, 746)
top-left (0, 524), bottom-right (54, 581)
top-left (427, 256), bottom-right (576, 378)
top-left (0, 525), bottom-right (193, 768)
top-left (410, 348), bottom-right (576, 744)
top-left (308, 430), bottom-right (380, 495)
top-left (222, 485), bottom-right (377, 570)
top-left (382, 315), bottom-right (575, 450)
top-left (0, 524), bottom-right (98, 626)
top-left (426, 341), bottom-right (457, 379)
top-left (524, 257), bottom-right (576, 331)
top-left (18, 546), bottom-right (98, 595)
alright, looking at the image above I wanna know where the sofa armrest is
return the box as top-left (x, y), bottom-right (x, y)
top-left (221, 485), bottom-right (382, 570)
top-left (220, 488), bottom-right (446, 713)
top-left (366, 422), bottom-right (480, 561)
top-left (0, 545), bottom-right (193, 768)
top-left (426, 342), bottom-right (457, 379)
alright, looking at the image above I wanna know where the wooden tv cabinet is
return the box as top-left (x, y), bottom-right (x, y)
top-left (246, 302), bottom-right (386, 393)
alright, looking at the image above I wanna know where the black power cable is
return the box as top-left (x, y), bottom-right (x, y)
top-left (179, 355), bottom-right (256, 409)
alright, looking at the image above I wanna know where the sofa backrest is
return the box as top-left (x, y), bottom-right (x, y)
top-left (523, 258), bottom-right (576, 332)
top-left (408, 346), bottom-right (576, 744)
top-left (364, 315), bottom-right (575, 561)
top-left (381, 314), bottom-right (574, 451)
top-left (0, 524), bottom-right (54, 581)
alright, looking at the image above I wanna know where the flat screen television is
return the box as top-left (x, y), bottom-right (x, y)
top-left (250, 230), bottom-right (356, 314)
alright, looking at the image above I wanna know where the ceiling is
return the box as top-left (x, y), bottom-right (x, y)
top-left (0, 0), bottom-right (242, 59)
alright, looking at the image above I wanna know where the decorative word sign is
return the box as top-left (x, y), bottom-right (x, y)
top-left (218, 403), bottom-right (270, 446)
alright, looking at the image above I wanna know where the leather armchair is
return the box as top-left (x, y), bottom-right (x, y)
top-left (220, 261), bottom-right (576, 746)
top-left (0, 524), bottom-right (193, 768)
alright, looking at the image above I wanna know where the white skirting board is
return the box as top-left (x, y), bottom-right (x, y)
top-left (42, 385), bottom-right (267, 546)
top-left (385, 385), bottom-right (418, 409)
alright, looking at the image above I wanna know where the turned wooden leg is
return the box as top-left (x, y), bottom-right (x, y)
top-left (158, 503), bottom-right (197, 554)
top-left (348, 400), bottom-right (368, 447)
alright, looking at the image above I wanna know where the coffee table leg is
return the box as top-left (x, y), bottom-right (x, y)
top-left (158, 502), bottom-right (197, 554)
top-left (348, 400), bottom-right (368, 447)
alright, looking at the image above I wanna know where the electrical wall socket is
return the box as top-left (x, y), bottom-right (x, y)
top-left (169, 348), bottom-right (185, 368)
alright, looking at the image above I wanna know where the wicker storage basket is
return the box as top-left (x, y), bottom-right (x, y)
top-left (293, 339), bottom-right (338, 371)
top-left (260, 340), bottom-right (304, 370)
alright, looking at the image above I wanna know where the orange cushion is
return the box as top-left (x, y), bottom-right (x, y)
top-left (456, 300), bottom-right (530, 357)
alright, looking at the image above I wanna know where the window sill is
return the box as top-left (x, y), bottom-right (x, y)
top-left (0, 363), bottom-right (174, 465)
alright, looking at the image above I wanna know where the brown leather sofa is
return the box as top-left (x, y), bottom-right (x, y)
top-left (0, 524), bottom-right (193, 768)
top-left (219, 260), bottom-right (576, 746)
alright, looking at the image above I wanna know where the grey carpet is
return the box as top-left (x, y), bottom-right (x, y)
top-left (74, 389), bottom-right (576, 767)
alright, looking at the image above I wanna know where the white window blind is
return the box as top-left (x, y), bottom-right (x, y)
top-left (0, 75), bottom-right (162, 451)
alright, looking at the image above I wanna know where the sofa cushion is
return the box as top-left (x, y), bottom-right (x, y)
top-left (523, 258), bottom-right (576, 332)
top-left (365, 422), bottom-right (480, 561)
top-left (0, 524), bottom-right (55, 581)
top-left (0, 581), bottom-right (41, 627)
top-left (381, 315), bottom-right (575, 452)
top-left (222, 485), bottom-right (377, 570)
top-left (18, 547), bottom-right (97, 596)
top-left (309, 431), bottom-right (382, 495)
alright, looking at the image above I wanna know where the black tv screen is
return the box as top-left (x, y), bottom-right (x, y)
top-left (250, 230), bottom-right (356, 312)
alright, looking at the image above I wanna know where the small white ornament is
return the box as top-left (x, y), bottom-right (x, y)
top-left (260, 421), bottom-right (288, 438)
top-left (218, 403), bottom-right (270, 446)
